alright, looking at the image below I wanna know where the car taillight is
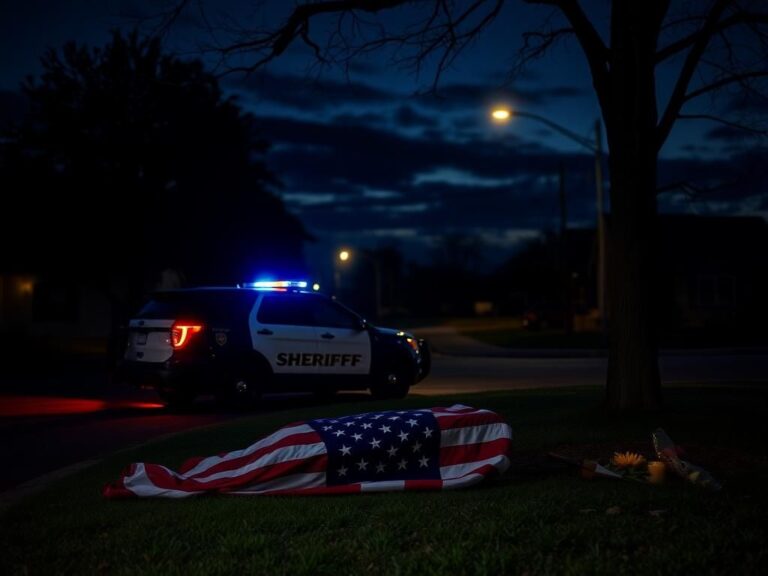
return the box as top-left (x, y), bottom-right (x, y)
top-left (171, 323), bottom-right (203, 349)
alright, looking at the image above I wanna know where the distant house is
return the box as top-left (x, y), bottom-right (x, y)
top-left (0, 273), bottom-right (113, 353)
top-left (656, 215), bottom-right (768, 330)
top-left (566, 214), bottom-right (768, 331)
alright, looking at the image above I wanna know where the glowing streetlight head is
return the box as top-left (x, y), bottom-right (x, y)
top-left (339, 250), bottom-right (350, 262)
top-left (491, 108), bottom-right (511, 122)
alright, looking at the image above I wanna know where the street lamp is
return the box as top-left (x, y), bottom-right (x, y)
top-left (491, 107), bottom-right (606, 328)
top-left (336, 248), bottom-right (383, 319)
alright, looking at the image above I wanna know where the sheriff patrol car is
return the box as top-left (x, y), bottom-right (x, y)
top-left (120, 281), bottom-right (430, 407)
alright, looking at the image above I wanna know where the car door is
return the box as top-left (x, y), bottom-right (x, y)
top-left (249, 292), bottom-right (318, 374)
top-left (308, 295), bottom-right (372, 375)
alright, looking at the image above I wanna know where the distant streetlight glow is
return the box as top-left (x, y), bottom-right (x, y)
top-left (491, 108), bottom-right (511, 122)
top-left (312, 282), bottom-right (320, 291)
top-left (338, 250), bottom-right (350, 262)
top-left (490, 102), bottom-right (606, 327)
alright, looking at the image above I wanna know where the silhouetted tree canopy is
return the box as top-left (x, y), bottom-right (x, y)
top-left (1, 31), bottom-right (309, 286)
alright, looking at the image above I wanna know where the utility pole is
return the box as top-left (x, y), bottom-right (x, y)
top-left (559, 160), bottom-right (571, 332)
top-left (595, 119), bottom-right (606, 329)
top-left (491, 108), bottom-right (606, 330)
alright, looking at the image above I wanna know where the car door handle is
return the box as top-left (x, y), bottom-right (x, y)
top-left (257, 328), bottom-right (273, 335)
top-left (321, 332), bottom-right (335, 339)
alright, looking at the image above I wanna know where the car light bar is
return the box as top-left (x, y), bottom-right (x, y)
top-left (243, 280), bottom-right (309, 289)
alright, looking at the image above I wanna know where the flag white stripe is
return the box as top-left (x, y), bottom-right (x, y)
top-left (360, 480), bottom-right (406, 492)
top-left (440, 422), bottom-right (512, 447)
top-left (194, 442), bottom-right (326, 484)
top-left (440, 454), bottom-right (511, 480)
top-left (229, 472), bottom-right (327, 494)
top-left (184, 424), bottom-right (316, 477)
top-left (123, 464), bottom-right (203, 498)
top-left (442, 473), bottom-right (484, 489)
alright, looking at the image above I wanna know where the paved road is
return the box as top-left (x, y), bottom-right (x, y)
top-left (414, 353), bottom-right (768, 395)
top-left (1, 349), bottom-right (766, 495)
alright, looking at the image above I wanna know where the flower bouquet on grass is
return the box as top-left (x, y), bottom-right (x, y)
top-left (548, 428), bottom-right (720, 490)
top-left (652, 428), bottom-right (721, 491)
top-left (607, 451), bottom-right (649, 480)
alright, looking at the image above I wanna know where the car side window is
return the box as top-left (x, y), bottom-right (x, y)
top-left (308, 296), bottom-right (361, 329)
top-left (257, 294), bottom-right (313, 326)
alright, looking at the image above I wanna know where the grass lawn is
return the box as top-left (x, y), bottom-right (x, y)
top-left (1, 385), bottom-right (767, 575)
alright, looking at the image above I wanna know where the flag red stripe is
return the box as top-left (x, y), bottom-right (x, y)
top-left (434, 411), bottom-right (505, 430)
top-left (225, 454), bottom-right (328, 489)
top-left (404, 479), bottom-right (444, 491)
top-left (144, 454), bottom-right (329, 493)
top-left (439, 437), bottom-right (512, 467)
top-left (186, 431), bottom-right (322, 479)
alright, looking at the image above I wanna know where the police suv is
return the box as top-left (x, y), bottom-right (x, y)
top-left (121, 281), bottom-right (430, 407)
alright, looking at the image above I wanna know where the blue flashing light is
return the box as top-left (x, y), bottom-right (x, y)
top-left (244, 280), bottom-right (309, 289)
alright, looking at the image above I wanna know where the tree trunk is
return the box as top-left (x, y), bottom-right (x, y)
top-left (604, 3), bottom-right (663, 410)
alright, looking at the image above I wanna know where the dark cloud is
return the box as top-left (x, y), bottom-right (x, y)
top-left (341, 60), bottom-right (385, 76)
top-left (255, 114), bottom-right (608, 248)
top-left (228, 70), bottom-right (584, 119)
top-left (416, 82), bottom-right (584, 111)
top-left (228, 71), bottom-right (395, 111)
top-left (257, 114), bottom-right (577, 195)
top-left (255, 112), bottom-right (767, 258)
top-left (726, 91), bottom-right (768, 114)
top-left (331, 112), bottom-right (388, 127)
top-left (704, 125), bottom-right (764, 142)
top-left (393, 105), bottom-right (438, 129)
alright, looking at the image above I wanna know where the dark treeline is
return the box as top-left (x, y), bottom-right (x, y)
top-left (0, 31), bottom-right (309, 295)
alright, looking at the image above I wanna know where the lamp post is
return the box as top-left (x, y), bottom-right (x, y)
top-left (491, 107), bottom-right (606, 328)
top-left (336, 248), bottom-right (383, 319)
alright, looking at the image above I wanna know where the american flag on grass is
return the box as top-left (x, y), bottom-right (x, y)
top-left (103, 405), bottom-right (512, 498)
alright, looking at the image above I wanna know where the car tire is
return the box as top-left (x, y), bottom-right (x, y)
top-left (217, 373), bottom-right (262, 410)
top-left (370, 366), bottom-right (412, 400)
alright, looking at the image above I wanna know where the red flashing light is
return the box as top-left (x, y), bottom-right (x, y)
top-left (172, 323), bottom-right (203, 349)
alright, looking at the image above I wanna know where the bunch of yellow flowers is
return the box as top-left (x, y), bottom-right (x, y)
top-left (611, 451), bottom-right (647, 469)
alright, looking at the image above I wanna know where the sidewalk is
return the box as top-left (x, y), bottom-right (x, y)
top-left (412, 325), bottom-right (768, 358)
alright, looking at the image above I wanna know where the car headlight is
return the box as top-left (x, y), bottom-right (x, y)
top-left (405, 337), bottom-right (419, 354)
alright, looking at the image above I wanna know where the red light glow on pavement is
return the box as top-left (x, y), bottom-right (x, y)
top-left (0, 396), bottom-right (165, 417)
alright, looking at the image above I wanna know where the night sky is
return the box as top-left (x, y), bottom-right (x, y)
top-left (3, 0), bottom-right (767, 275)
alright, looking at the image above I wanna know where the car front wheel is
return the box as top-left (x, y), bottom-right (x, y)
top-left (370, 368), bottom-right (412, 400)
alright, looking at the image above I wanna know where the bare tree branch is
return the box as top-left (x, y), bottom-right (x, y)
top-left (682, 70), bottom-right (768, 103)
top-left (516, 27), bottom-right (575, 70)
top-left (676, 112), bottom-right (768, 135)
top-left (523, 0), bottom-right (609, 111)
top-left (656, 178), bottom-right (737, 198)
top-left (656, 9), bottom-right (768, 63)
top-left (656, 0), bottom-right (733, 150)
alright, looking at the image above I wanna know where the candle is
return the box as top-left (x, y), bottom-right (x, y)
top-left (648, 461), bottom-right (666, 484)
